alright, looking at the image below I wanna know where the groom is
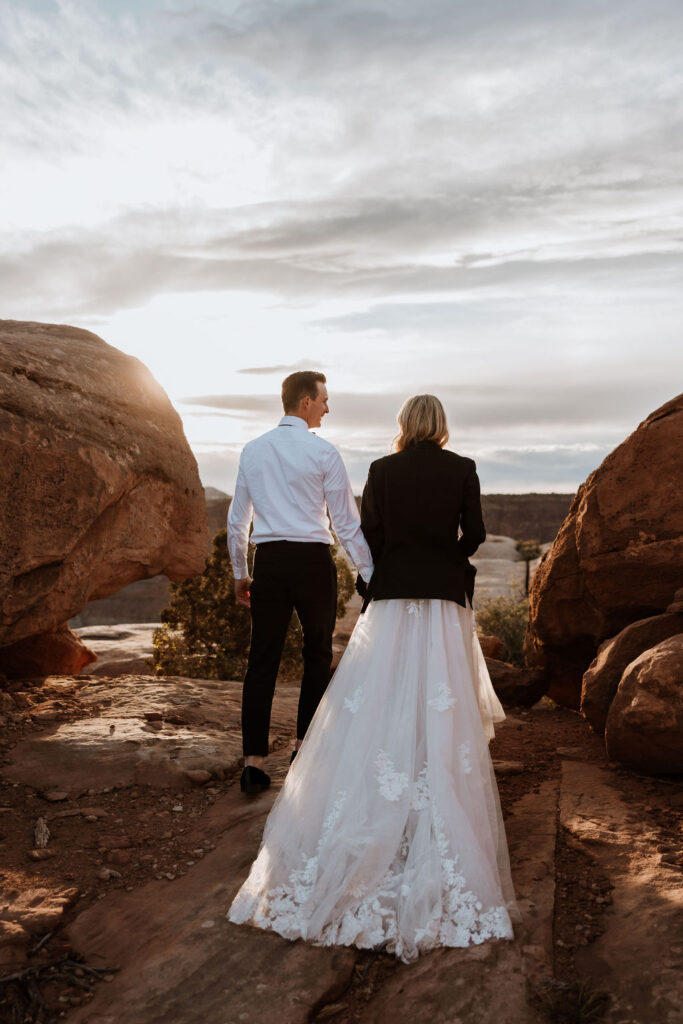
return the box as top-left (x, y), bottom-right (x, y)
top-left (227, 371), bottom-right (374, 795)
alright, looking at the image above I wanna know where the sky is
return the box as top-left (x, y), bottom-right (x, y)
top-left (1, 0), bottom-right (682, 493)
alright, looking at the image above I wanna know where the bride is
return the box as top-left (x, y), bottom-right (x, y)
top-left (227, 394), bottom-right (520, 963)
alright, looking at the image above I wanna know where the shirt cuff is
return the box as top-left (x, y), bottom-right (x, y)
top-left (359, 567), bottom-right (374, 585)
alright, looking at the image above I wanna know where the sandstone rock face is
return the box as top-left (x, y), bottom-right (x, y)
top-left (485, 658), bottom-right (547, 708)
top-left (0, 886), bottom-right (80, 967)
top-left (69, 490), bottom-right (230, 628)
top-left (0, 622), bottom-right (96, 677)
top-left (605, 634), bottom-right (683, 774)
top-left (0, 320), bottom-right (208, 666)
top-left (526, 394), bottom-right (683, 707)
top-left (479, 635), bottom-right (507, 660)
top-left (581, 601), bottom-right (683, 734)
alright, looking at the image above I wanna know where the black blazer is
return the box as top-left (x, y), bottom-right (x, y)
top-left (359, 441), bottom-right (486, 610)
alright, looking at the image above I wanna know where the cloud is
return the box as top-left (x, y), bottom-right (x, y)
top-left (179, 380), bottom-right (677, 437)
top-left (236, 360), bottom-right (322, 375)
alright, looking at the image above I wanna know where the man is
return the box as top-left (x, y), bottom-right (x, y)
top-left (227, 371), bottom-right (374, 795)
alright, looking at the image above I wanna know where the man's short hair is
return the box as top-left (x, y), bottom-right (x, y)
top-left (281, 371), bottom-right (326, 413)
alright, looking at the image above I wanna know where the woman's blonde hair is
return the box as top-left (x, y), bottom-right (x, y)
top-left (393, 394), bottom-right (449, 452)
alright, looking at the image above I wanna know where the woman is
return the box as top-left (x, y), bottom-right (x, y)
top-left (227, 395), bottom-right (520, 962)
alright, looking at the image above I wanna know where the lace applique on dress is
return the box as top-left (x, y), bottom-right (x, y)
top-left (428, 808), bottom-right (511, 947)
top-left (228, 784), bottom-right (513, 963)
top-left (407, 600), bottom-right (424, 616)
top-left (459, 741), bottom-right (472, 774)
top-left (428, 682), bottom-right (456, 711)
top-left (343, 686), bottom-right (365, 714)
top-left (375, 750), bottom-right (409, 801)
top-left (227, 789), bottom-right (348, 934)
top-left (410, 765), bottom-right (430, 810)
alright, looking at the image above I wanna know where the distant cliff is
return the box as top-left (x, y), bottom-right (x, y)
top-left (480, 493), bottom-right (575, 544)
top-left (71, 488), bottom-right (574, 626)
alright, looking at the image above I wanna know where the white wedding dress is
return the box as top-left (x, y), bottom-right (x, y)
top-left (227, 597), bottom-right (520, 963)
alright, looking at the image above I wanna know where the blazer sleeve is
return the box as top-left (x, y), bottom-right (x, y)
top-left (360, 461), bottom-right (384, 563)
top-left (456, 460), bottom-right (486, 558)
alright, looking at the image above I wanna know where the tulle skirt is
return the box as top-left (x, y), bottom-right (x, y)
top-left (227, 597), bottom-right (520, 963)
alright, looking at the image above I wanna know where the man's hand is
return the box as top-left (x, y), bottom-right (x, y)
top-left (234, 576), bottom-right (253, 609)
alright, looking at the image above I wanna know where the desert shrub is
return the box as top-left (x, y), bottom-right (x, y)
top-left (153, 529), bottom-right (355, 681)
top-left (475, 592), bottom-right (529, 667)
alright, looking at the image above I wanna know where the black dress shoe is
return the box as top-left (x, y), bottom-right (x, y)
top-left (240, 766), bottom-right (271, 795)
top-left (289, 749), bottom-right (298, 765)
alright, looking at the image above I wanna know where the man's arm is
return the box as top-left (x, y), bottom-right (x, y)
top-left (360, 461), bottom-right (384, 564)
top-left (227, 455), bottom-right (254, 605)
top-left (456, 460), bottom-right (486, 558)
top-left (323, 448), bottom-right (374, 583)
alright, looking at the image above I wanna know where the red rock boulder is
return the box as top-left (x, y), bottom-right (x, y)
top-left (0, 623), bottom-right (96, 677)
top-left (478, 635), bottom-right (507, 661)
top-left (0, 320), bottom-right (208, 676)
top-left (605, 635), bottom-right (683, 774)
top-left (581, 592), bottom-right (683, 734)
top-left (485, 658), bottom-right (547, 708)
top-left (525, 394), bottom-right (683, 707)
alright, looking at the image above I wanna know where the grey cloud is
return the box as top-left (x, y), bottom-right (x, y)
top-left (4, 217), bottom-right (683, 321)
top-left (180, 381), bottom-right (677, 437)
top-left (237, 361), bottom-right (322, 375)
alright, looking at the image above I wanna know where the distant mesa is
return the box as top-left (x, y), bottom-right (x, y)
top-left (0, 319), bottom-right (208, 678)
top-left (525, 393), bottom-right (683, 723)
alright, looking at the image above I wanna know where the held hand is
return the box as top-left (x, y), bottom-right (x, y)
top-left (234, 576), bottom-right (253, 608)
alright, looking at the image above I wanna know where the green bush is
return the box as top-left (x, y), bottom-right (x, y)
top-left (475, 592), bottom-right (529, 667)
top-left (153, 529), bottom-right (355, 681)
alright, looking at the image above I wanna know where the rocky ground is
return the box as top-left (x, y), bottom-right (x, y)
top-left (0, 667), bottom-right (681, 1024)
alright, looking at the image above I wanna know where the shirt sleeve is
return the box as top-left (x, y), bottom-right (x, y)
top-left (323, 447), bottom-right (374, 583)
top-left (456, 460), bottom-right (486, 559)
top-left (227, 454), bottom-right (254, 579)
top-left (360, 461), bottom-right (384, 563)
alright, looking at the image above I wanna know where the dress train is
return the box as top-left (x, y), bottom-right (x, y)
top-left (227, 597), bottom-right (520, 963)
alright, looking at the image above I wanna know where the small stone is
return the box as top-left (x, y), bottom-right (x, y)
top-left (34, 817), bottom-right (50, 848)
top-left (492, 760), bottom-right (525, 776)
top-left (315, 1004), bottom-right (347, 1021)
top-left (184, 770), bottom-right (212, 785)
top-left (84, 815), bottom-right (98, 823)
top-left (28, 848), bottom-right (56, 860)
top-left (97, 867), bottom-right (122, 881)
top-left (42, 790), bottom-right (69, 802)
top-left (107, 849), bottom-right (131, 866)
top-left (144, 712), bottom-right (163, 722)
top-left (201, 920), bottom-right (215, 929)
top-left (172, 805), bottom-right (183, 813)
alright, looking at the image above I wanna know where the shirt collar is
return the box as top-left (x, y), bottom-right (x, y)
top-left (278, 415), bottom-right (310, 430)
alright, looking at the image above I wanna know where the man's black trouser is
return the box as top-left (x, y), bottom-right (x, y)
top-left (242, 540), bottom-right (337, 756)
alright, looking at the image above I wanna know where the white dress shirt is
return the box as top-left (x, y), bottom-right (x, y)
top-left (228, 415), bottom-right (374, 583)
